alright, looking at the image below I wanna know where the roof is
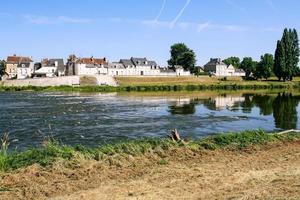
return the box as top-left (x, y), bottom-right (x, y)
top-left (235, 69), bottom-right (245, 73)
top-left (120, 59), bottom-right (134, 67)
top-left (7, 55), bottom-right (33, 64)
top-left (77, 57), bottom-right (107, 65)
top-left (131, 57), bottom-right (147, 66)
top-left (42, 59), bottom-right (64, 66)
top-left (131, 57), bottom-right (158, 67)
top-left (205, 58), bottom-right (226, 66)
top-left (108, 62), bottom-right (125, 69)
top-left (148, 60), bottom-right (158, 67)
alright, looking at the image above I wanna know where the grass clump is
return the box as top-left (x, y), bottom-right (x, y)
top-left (0, 130), bottom-right (299, 172)
top-left (192, 130), bottom-right (299, 150)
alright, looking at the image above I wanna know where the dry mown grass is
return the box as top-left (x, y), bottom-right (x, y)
top-left (115, 76), bottom-right (299, 87)
top-left (115, 76), bottom-right (243, 86)
top-left (0, 140), bottom-right (299, 200)
top-left (0, 131), bottom-right (299, 199)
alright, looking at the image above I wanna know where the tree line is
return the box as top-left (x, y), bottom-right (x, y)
top-left (168, 28), bottom-right (299, 81)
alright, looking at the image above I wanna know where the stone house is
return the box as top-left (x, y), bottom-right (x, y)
top-left (204, 58), bottom-right (245, 77)
top-left (66, 55), bottom-right (107, 76)
top-left (34, 59), bottom-right (65, 77)
top-left (75, 57), bottom-right (107, 75)
top-left (6, 55), bottom-right (34, 79)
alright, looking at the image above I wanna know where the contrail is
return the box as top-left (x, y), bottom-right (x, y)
top-left (225, 0), bottom-right (247, 14)
top-left (169, 0), bottom-right (192, 28)
top-left (155, 0), bottom-right (167, 21)
top-left (265, 0), bottom-right (275, 10)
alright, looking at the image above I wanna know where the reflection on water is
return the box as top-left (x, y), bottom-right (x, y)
top-left (169, 92), bottom-right (300, 130)
top-left (1, 91), bottom-right (300, 150)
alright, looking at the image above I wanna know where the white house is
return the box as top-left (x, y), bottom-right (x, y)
top-left (76, 57), bottom-right (107, 75)
top-left (204, 58), bottom-right (245, 77)
top-left (34, 59), bottom-right (65, 77)
top-left (108, 58), bottom-right (191, 77)
top-left (6, 55), bottom-right (34, 79)
top-left (15, 57), bottom-right (34, 79)
top-left (66, 55), bottom-right (191, 77)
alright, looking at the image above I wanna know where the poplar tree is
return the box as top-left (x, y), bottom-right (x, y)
top-left (274, 28), bottom-right (299, 81)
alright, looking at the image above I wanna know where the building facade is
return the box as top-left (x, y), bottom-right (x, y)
top-left (5, 55), bottom-right (34, 79)
top-left (6, 55), bottom-right (34, 79)
top-left (33, 59), bottom-right (65, 77)
top-left (66, 55), bottom-right (191, 77)
top-left (204, 58), bottom-right (245, 77)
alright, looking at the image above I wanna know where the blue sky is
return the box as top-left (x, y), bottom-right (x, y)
top-left (0, 0), bottom-right (299, 65)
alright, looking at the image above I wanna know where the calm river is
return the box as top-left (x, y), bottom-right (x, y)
top-left (1, 90), bottom-right (300, 150)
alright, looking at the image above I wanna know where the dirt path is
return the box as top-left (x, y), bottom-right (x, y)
top-left (1, 141), bottom-right (300, 200)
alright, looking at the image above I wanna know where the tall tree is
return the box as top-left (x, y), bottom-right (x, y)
top-left (291, 29), bottom-right (300, 78)
top-left (168, 43), bottom-right (196, 72)
top-left (240, 57), bottom-right (255, 79)
top-left (223, 57), bottom-right (240, 68)
top-left (274, 28), bottom-right (299, 81)
top-left (0, 60), bottom-right (6, 77)
top-left (254, 54), bottom-right (274, 80)
top-left (274, 40), bottom-right (285, 81)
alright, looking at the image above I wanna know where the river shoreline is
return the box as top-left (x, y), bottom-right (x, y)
top-left (0, 130), bottom-right (299, 199)
top-left (0, 82), bottom-right (299, 93)
top-left (1, 76), bottom-right (300, 92)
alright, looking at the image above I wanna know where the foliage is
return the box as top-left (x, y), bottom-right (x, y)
top-left (0, 133), bottom-right (9, 171)
top-left (168, 43), bottom-right (196, 72)
top-left (0, 60), bottom-right (6, 77)
top-left (272, 93), bottom-right (299, 129)
top-left (223, 57), bottom-right (240, 68)
top-left (274, 28), bottom-right (300, 81)
top-left (240, 57), bottom-right (256, 79)
top-left (254, 54), bottom-right (274, 80)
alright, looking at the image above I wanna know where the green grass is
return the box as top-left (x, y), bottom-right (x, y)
top-left (0, 81), bottom-right (299, 93)
top-left (2, 76), bottom-right (300, 92)
top-left (0, 130), bottom-right (299, 172)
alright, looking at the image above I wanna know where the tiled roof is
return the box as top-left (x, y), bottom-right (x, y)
top-left (77, 57), bottom-right (107, 65)
top-left (7, 55), bottom-right (33, 64)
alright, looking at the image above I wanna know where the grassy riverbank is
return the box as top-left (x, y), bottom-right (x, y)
top-left (0, 130), bottom-right (299, 172)
top-left (1, 76), bottom-right (300, 92)
top-left (1, 130), bottom-right (300, 199)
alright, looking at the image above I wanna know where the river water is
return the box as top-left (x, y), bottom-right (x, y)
top-left (1, 91), bottom-right (300, 150)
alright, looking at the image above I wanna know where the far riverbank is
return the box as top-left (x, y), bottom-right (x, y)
top-left (1, 76), bottom-right (300, 92)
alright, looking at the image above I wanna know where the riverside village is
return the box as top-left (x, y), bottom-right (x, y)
top-left (1, 54), bottom-right (245, 86)
top-left (2, 1), bottom-right (300, 199)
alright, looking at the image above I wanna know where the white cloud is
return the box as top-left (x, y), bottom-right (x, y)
top-left (24, 15), bottom-right (92, 25)
top-left (197, 22), bottom-right (211, 32)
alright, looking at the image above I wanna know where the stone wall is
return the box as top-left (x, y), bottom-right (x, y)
top-left (3, 75), bottom-right (118, 87)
